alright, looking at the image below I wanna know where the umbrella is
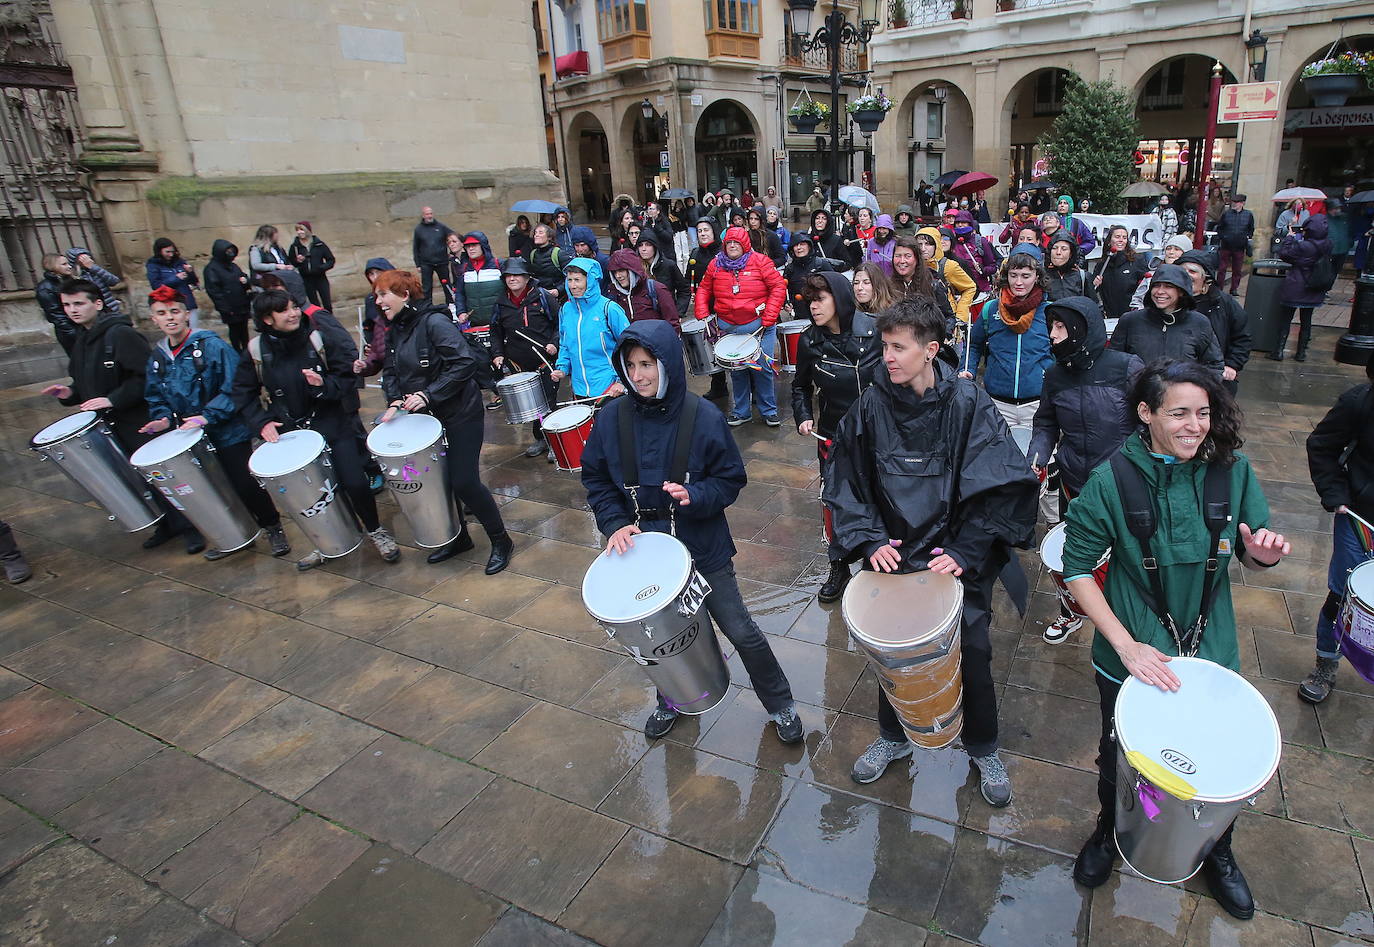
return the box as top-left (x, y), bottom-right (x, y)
top-left (948, 172), bottom-right (998, 197)
top-left (837, 185), bottom-right (879, 213)
top-left (1349, 190), bottom-right (1374, 204)
top-left (1021, 180), bottom-right (1059, 191)
top-left (1271, 187), bottom-right (1327, 202)
top-left (1120, 181), bottom-right (1170, 198)
top-left (509, 199), bottom-right (564, 213)
top-left (659, 188), bottom-right (693, 200)
top-left (932, 169), bottom-right (969, 190)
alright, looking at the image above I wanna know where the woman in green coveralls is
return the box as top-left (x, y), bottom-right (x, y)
top-left (1060, 359), bottom-right (1291, 920)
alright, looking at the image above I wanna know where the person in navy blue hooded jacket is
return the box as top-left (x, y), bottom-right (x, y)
top-left (580, 320), bottom-right (803, 744)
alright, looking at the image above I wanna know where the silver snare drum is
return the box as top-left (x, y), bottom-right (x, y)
top-left (367, 413), bottom-right (456, 548)
top-left (30, 411), bottom-right (163, 532)
top-left (681, 319), bottom-right (721, 377)
top-left (249, 430), bottom-right (361, 558)
top-left (496, 371), bottom-right (550, 424)
top-left (581, 531), bottom-right (728, 714)
top-left (130, 428), bottom-right (259, 553)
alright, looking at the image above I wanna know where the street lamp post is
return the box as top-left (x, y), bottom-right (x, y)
top-left (1228, 30), bottom-right (1269, 201)
top-left (788, 0), bottom-right (881, 209)
top-left (640, 98), bottom-right (669, 196)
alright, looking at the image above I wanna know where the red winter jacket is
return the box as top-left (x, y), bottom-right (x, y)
top-left (694, 251), bottom-right (786, 328)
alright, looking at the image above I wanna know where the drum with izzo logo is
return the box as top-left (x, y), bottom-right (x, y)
top-left (581, 531), bottom-right (729, 715)
top-left (249, 430), bottom-right (361, 558)
top-left (30, 411), bottom-right (163, 532)
top-left (366, 413), bottom-right (456, 548)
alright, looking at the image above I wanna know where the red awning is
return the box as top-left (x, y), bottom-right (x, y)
top-left (555, 50), bottom-right (589, 78)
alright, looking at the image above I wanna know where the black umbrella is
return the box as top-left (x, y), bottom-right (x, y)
top-left (659, 188), bottom-right (693, 199)
top-left (933, 169), bottom-right (969, 190)
top-left (1022, 180), bottom-right (1059, 191)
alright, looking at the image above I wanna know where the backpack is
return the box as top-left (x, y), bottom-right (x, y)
top-left (1306, 254), bottom-right (1337, 293)
top-left (248, 330), bottom-right (326, 402)
top-left (1109, 453), bottom-right (1232, 656)
top-left (940, 254), bottom-right (980, 289)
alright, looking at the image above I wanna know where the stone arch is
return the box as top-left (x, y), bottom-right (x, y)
top-left (1280, 35), bottom-right (1374, 189)
top-left (895, 79), bottom-right (975, 199)
top-left (694, 98), bottom-right (762, 196)
top-left (1002, 67), bottom-right (1079, 189)
top-left (567, 110), bottom-right (612, 219)
top-left (1132, 55), bottom-right (1241, 191)
top-left (619, 99), bottom-right (670, 203)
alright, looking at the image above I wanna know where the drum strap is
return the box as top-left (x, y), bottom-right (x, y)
top-left (1110, 454), bottom-right (1231, 657)
top-left (618, 395), bottom-right (699, 536)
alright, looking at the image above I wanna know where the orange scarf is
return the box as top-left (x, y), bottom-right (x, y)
top-left (998, 286), bottom-right (1043, 333)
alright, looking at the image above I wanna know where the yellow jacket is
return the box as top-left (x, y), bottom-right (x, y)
top-left (917, 225), bottom-right (977, 323)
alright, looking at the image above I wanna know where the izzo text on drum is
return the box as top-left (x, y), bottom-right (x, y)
top-left (300, 478), bottom-right (338, 518)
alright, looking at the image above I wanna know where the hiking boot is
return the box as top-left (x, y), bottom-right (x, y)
top-left (523, 440), bottom-right (546, 458)
top-left (1297, 656), bottom-right (1340, 704)
top-left (1202, 838), bottom-right (1254, 920)
top-left (771, 705), bottom-right (804, 744)
top-left (817, 561), bottom-right (851, 604)
top-left (726, 413), bottom-right (750, 427)
top-left (1073, 814), bottom-right (1117, 888)
top-left (267, 526), bottom-right (290, 557)
top-left (203, 547), bottom-right (237, 562)
top-left (644, 708), bottom-right (679, 739)
top-left (971, 751), bottom-right (1012, 807)
top-left (369, 527), bottom-right (401, 563)
top-left (296, 549), bottom-right (326, 572)
top-left (1042, 614), bottom-right (1083, 645)
top-left (850, 737), bottom-right (913, 784)
top-left (183, 528), bottom-right (206, 556)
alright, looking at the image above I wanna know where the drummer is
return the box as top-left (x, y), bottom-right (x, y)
top-left (1062, 358), bottom-right (1290, 919)
top-left (490, 258), bottom-right (560, 462)
top-left (823, 296), bottom-right (1038, 806)
top-left (41, 279), bottom-right (200, 554)
top-left (140, 285), bottom-right (291, 560)
top-left (549, 257), bottom-right (628, 402)
top-left (791, 272), bottom-right (881, 605)
top-left (232, 289), bottom-right (401, 571)
top-left (580, 320), bottom-right (803, 744)
top-left (373, 270), bottom-right (513, 574)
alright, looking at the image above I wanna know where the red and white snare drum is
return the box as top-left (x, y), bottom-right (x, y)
top-left (1039, 522), bottom-right (1109, 619)
top-left (776, 320), bottom-right (809, 374)
top-left (543, 404), bottom-right (595, 472)
top-left (969, 292), bottom-right (993, 324)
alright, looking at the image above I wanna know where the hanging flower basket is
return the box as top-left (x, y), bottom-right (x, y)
top-left (851, 109), bottom-right (887, 135)
top-left (1301, 53), bottom-right (1373, 107)
top-left (788, 96), bottom-right (829, 135)
top-left (790, 114), bottom-right (822, 134)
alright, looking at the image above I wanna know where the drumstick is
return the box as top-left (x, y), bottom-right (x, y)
top-left (512, 329), bottom-right (557, 372)
top-left (808, 430), bottom-right (827, 442)
top-left (1345, 508), bottom-right (1374, 535)
top-left (557, 395), bottom-right (605, 407)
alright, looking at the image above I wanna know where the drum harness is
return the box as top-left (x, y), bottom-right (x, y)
top-left (248, 331), bottom-right (327, 428)
top-left (617, 394), bottom-right (699, 538)
top-left (1110, 454), bottom-right (1231, 658)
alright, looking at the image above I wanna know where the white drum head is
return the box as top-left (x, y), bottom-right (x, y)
top-left (368, 413), bottom-right (443, 456)
top-left (681, 319), bottom-right (707, 335)
top-left (1346, 560), bottom-right (1374, 602)
top-left (582, 531), bottom-right (693, 623)
top-left (131, 427), bottom-right (204, 467)
top-left (778, 319), bottom-right (810, 334)
top-left (33, 411), bottom-right (98, 445)
top-left (250, 429), bottom-right (326, 478)
top-left (1039, 522), bottom-right (1067, 573)
top-left (714, 335), bottom-right (761, 361)
top-left (842, 570), bottom-right (962, 649)
top-left (496, 372), bottom-right (540, 392)
top-left (543, 404), bottom-right (593, 432)
top-left (1116, 656), bottom-right (1280, 803)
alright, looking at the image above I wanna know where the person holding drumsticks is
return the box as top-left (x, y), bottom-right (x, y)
top-left (549, 257), bottom-right (628, 402)
top-left (140, 285), bottom-right (290, 560)
top-left (824, 297), bottom-right (1038, 805)
top-left (792, 272), bottom-right (882, 604)
top-left (1063, 359), bottom-right (1290, 919)
top-left (373, 270), bottom-right (513, 574)
top-left (694, 226), bottom-right (787, 428)
top-left (490, 258), bottom-right (561, 461)
top-left (581, 320), bottom-right (803, 744)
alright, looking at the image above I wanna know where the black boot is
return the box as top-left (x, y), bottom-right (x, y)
top-left (142, 518), bottom-right (178, 549)
top-left (1202, 834), bottom-right (1254, 920)
top-left (817, 561), bottom-right (851, 604)
top-left (1072, 812), bottom-right (1117, 888)
top-left (485, 531), bottom-right (514, 575)
top-left (1294, 326), bottom-right (1311, 362)
top-left (706, 373), bottom-right (729, 400)
top-left (427, 529), bottom-right (475, 564)
top-left (1266, 324), bottom-right (1290, 361)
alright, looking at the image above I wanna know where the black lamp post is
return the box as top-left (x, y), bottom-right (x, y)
top-left (788, 0), bottom-right (881, 209)
top-left (641, 98), bottom-right (669, 193)
top-left (1245, 29), bottom-right (1269, 81)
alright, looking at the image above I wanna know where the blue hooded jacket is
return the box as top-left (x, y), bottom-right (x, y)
top-left (580, 320), bottom-right (747, 573)
top-left (145, 329), bottom-right (251, 448)
top-left (966, 289), bottom-right (1054, 402)
top-left (555, 257), bottom-right (629, 397)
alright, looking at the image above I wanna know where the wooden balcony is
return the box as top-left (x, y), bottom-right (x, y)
top-left (601, 30), bottom-right (652, 65)
top-left (707, 28), bottom-right (760, 60)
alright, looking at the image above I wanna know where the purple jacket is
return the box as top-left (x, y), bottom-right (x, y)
top-left (1278, 214), bottom-right (1333, 308)
top-left (863, 214), bottom-right (897, 275)
top-left (950, 211), bottom-right (1000, 293)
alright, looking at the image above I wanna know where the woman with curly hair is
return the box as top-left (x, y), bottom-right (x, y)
top-left (1062, 358), bottom-right (1291, 921)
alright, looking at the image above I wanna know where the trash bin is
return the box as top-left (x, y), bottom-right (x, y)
top-left (1245, 259), bottom-right (1292, 354)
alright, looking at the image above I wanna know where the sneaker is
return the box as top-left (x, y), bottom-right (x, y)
top-left (267, 526), bottom-right (291, 557)
top-left (726, 413), bottom-right (750, 427)
top-left (644, 708), bottom-right (679, 739)
top-left (1297, 656), bottom-right (1340, 704)
top-left (486, 397), bottom-right (504, 411)
top-left (971, 751), bottom-right (1012, 807)
top-left (1042, 614), bottom-right (1083, 645)
top-left (771, 706), bottom-right (804, 744)
top-left (203, 547), bottom-right (235, 562)
top-left (850, 737), bottom-right (913, 784)
top-left (369, 472), bottom-right (385, 494)
top-left (296, 549), bottom-right (325, 572)
top-left (523, 441), bottom-right (546, 458)
top-left (368, 527), bottom-right (401, 563)
top-left (763, 414), bottom-right (781, 428)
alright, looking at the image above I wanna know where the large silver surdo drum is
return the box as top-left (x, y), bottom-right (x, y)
top-left (367, 413), bottom-right (457, 549)
top-left (249, 430), bottom-right (361, 558)
top-left (30, 411), bottom-right (162, 532)
top-left (130, 428), bottom-right (259, 553)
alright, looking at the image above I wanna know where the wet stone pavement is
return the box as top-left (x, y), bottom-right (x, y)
top-left (0, 323), bottom-right (1372, 946)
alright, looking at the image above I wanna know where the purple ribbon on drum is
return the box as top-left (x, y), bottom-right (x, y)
top-left (664, 691), bottom-right (711, 713)
top-left (1138, 782), bottom-right (1166, 822)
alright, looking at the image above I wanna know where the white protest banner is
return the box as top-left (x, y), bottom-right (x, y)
top-left (978, 214), bottom-right (1165, 259)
